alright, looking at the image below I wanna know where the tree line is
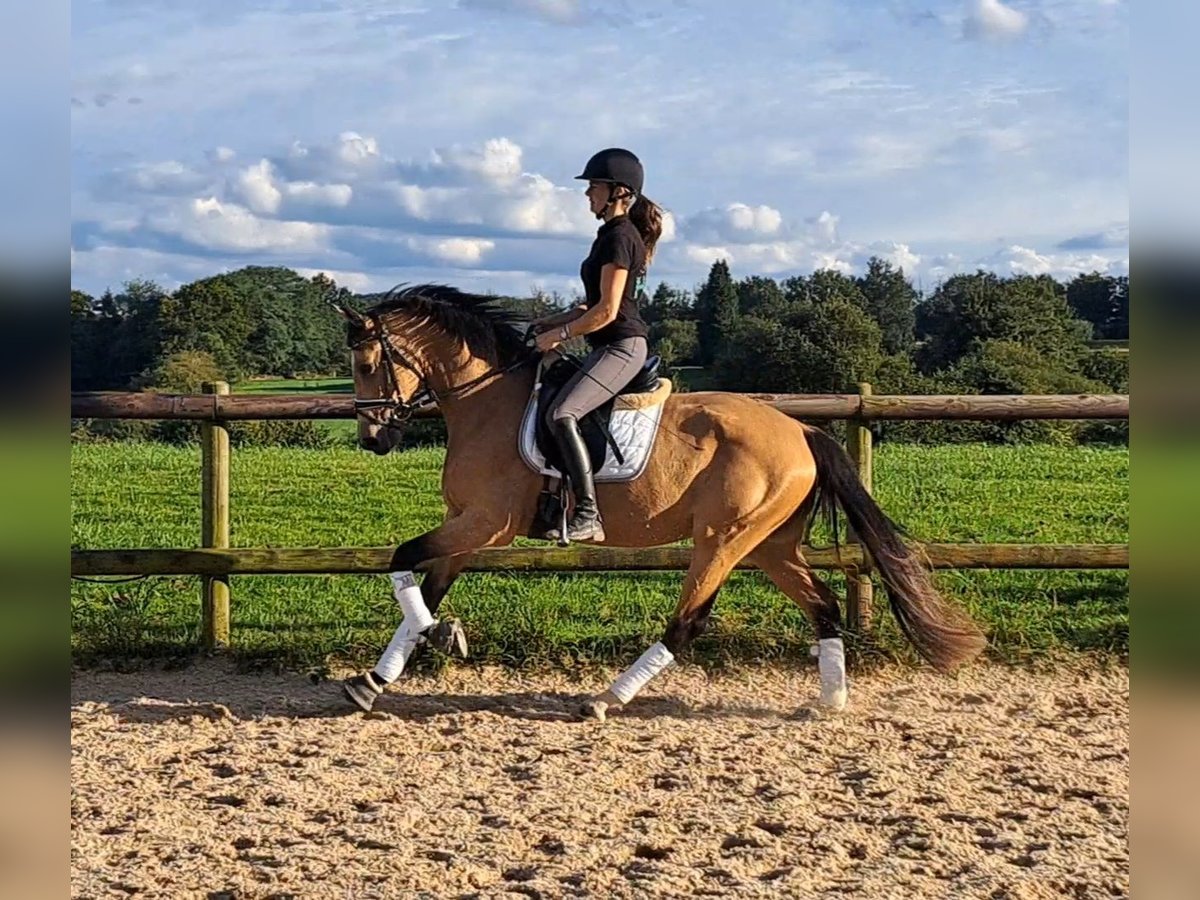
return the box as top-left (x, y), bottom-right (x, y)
top-left (71, 259), bottom-right (1128, 444)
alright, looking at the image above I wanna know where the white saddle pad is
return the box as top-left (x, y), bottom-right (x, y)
top-left (518, 378), bottom-right (672, 483)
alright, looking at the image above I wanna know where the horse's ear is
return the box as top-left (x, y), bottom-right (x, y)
top-left (335, 301), bottom-right (366, 328)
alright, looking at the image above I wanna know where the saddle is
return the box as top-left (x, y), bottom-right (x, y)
top-left (520, 354), bottom-right (671, 542)
top-left (532, 353), bottom-right (662, 475)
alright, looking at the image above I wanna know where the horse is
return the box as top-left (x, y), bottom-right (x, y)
top-left (337, 284), bottom-right (986, 719)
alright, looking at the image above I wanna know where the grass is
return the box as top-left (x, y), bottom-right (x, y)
top-left (234, 376), bottom-right (353, 395)
top-left (70, 443), bottom-right (1128, 672)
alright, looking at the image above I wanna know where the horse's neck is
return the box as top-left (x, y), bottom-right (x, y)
top-left (434, 353), bottom-right (534, 445)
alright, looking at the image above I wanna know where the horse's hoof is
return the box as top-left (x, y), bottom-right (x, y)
top-left (343, 673), bottom-right (382, 712)
top-left (580, 699), bottom-right (609, 722)
top-left (427, 618), bottom-right (469, 659)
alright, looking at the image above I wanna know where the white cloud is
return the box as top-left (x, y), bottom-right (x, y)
top-left (233, 157), bottom-right (354, 215)
top-left (149, 197), bottom-right (329, 253)
top-left (458, 0), bottom-right (584, 25)
top-left (294, 267), bottom-right (376, 293)
top-left (431, 137), bottom-right (524, 184)
top-left (809, 211), bottom-right (840, 245)
top-left (336, 131), bottom-right (380, 166)
top-left (236, 159), bottom-right (282, 214)
top-left (284, 180), bottom-right (354, 208)
top-left (964, 0), bottom-right (1030, 41)
top-left (860, 241), bottom-right (922, 274)
top-left (210, 146), bottom-right (236, 163)
top-left (122, 160), bottom-right (208, 194)
top-left (982, 243), bottom-right (1127, 278)
top-left (681, 203), bottom-right (785, 244)
top-left (658, 210), bottom-right (677, 243)
top-left (422, 237), bottom-right (496, 266)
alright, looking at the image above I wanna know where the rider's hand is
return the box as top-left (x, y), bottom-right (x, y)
top-left (534, 330), bottom-right (562, 354)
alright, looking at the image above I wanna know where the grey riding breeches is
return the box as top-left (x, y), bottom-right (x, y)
top-left (547, 336), bottom-right (649, 425)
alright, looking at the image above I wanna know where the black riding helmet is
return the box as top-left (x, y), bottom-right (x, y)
top-left (575, 148), bottom-right (644, 203)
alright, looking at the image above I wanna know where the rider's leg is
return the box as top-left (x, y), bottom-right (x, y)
top-left (547, 336), bottom-right (647, 542)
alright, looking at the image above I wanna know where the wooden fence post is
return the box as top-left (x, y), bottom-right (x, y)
top-left (201, 381), bottom-right (231, 650)
top-left (845, 382), bottom-right (875, 632)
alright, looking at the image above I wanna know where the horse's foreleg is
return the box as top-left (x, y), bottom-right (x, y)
top-left (343, 510), bottom-right (513, 712)
top-left (420, 554), bottom-right (471, 658)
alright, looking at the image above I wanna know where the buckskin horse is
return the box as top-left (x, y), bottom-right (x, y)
top-left (337, 285), bottom-right (986, 720)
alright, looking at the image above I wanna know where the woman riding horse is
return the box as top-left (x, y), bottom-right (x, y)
top-left (338, 151), bottom-right (987, 720)
top-left (529, 148), bottom-right (665, 543)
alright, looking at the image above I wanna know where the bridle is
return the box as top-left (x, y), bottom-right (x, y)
top-left (348, 313), bottom-right (532, 427)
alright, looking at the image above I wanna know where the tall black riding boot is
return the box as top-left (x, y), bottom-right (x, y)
top-left (549, 416), bottom-right (605, 543)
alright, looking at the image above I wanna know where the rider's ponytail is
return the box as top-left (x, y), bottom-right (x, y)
top-left (629, 195), bottom-right (664, 267)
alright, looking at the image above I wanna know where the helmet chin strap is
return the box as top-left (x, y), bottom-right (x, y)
top-left (596, 183), bottom-right (636, 220)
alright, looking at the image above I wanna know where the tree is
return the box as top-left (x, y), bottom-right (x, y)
top-left (695, 259), bottom-right (738, 365)
top-left (70, 290), bottom-right (98, 389)
top-left (713, 297), bottom-right (883, 393)
top-left (792, 297), bottom-right (884, 392)
top-left (78, 279), bottom-right (169, 389)
top-left (915, 271), bottom-right (1092, 374)
top-left (736, 276), bottom-right (788, 319)
top-left (138, 349), bottom-right (224, 392)
top-left (1067, 273), bottom-right (1128, 340)
top-left (807, 268), bottom-right (866, 307)
top-left (855, 257), bottom-right (917, 355)
top-left (160, 277), bottom-right (249, 376)
top-left (644, 282), bottom-right (692, 329)
top-left (653, 319), bottom-right (699, 368)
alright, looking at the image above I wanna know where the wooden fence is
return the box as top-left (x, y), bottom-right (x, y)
top-left (71, 385), bottom-right (1129, 650)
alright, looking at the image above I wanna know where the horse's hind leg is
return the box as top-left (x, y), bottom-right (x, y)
top-left (748, 538), bottom-right (848, 710)
top-left (582, 505), bottom-right (795, 722)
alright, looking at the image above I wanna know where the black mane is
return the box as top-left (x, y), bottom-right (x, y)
top-left (361, 283), bottom-right (533, 367)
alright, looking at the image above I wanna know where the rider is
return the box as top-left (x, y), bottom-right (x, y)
top-left (531, 148), bottom-right (664, 543)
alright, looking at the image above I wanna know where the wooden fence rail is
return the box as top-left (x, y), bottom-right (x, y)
top-left (70, 391), bottom-right (1130, 422)
top-left (71, 544), bottom-right (1130, 577)
top-left (70, 386), bottom-right (1130, 650)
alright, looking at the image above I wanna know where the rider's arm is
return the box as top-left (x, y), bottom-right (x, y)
top-left (534, 304), bottom-right (588, 331)
top-left (561, 264), bottom-right (627, 339)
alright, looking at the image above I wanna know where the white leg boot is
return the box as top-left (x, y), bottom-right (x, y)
top-left (582, 642), bottom-right (675, 722)
top-left (816, 637), bottom-right (848, 710)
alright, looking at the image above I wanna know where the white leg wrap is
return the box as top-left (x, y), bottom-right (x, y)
top-left (392, 571), bottom-right (434, 630)
top-left (818, 637), bottom-right (848, 710)
top-left (609, 642), bottom-right (675, 705)
top-left (374, 619), bottom-right (425, 683)
top-left (373, 572), bottom-right (435, 683)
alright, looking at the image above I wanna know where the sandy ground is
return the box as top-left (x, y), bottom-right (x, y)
top-left (71, 658), bottom-right (1127, 899)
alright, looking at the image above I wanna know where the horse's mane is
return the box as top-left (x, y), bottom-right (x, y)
top-left (362, 284), bottom-right (532, 368)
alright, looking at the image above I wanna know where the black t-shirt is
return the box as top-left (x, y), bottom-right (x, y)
top-left (579, 215), bottom-right (649, 347)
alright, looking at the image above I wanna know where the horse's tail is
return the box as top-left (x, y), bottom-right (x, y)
top-left (803, 425), bottom-right (987, 672)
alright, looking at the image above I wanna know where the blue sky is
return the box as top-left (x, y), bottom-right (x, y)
top-left (70, 0), bottom-right (1128, 300)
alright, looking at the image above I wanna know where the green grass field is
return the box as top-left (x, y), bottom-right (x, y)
top-left (235, 377), bottom-right (353, 395)
top-left (70, 442), bottom-right (1128, 672)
